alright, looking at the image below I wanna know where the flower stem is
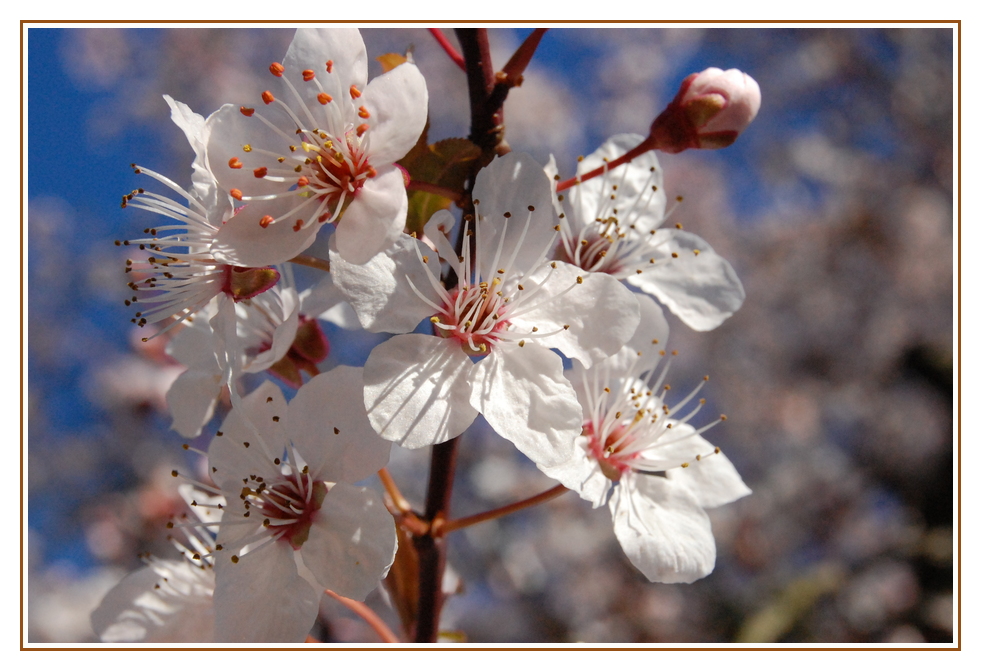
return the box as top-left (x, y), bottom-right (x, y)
top-left (288, 253), bottom-right (331, 273)
top-left (438, 484), bottom-right (568, 535)
top-left (554, 136), bottom-right (659, 193)
top-left (428, 28), bottom-right (466, 70)
top-left (323, 589), bottom-right (401, 643)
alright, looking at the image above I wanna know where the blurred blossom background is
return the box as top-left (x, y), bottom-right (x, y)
top-left (26, 26), bottom-right (954, 644)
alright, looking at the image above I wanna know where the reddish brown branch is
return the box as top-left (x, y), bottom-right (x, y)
top-left (486, 28), bottom-right (548, 114)
top-left (455, 28), bottom-right (506, 158)
top-left (554, 136), bottom-right (658, 193)
top-left (412, 437), bottom-right (459, 642)
top-left (438, 484), bottom-right (569, 535)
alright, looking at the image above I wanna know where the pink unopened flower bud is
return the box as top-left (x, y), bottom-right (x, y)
top-left (649, 67), bottom-right (761, 153)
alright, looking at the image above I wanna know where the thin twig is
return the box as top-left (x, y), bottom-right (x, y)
top-left (438, 484), bottom-right (569, 535)
top-left (288, 253), bottom-right (331, 272)
top-left (554, 137), bottom-right (658, 193)
top-left (428, 28), bottom-right (466, 70)
top-left (379, 467), bottom-right (412, 513)
top-left (379, 468), bottom-right (430, 536)
top-left (324, 589), bottom-right (401, 643)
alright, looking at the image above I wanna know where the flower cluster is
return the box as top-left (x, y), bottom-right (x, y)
top-left (96, 28), bottom-right (757, 643)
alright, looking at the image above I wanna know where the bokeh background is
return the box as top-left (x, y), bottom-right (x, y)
top-left (26, 26), bottom-right (955, 643)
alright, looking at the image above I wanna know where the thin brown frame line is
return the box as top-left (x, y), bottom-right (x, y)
top-left (20, 645), bottom-right (963, 651)
top-left (21, 19), bottom-right (963, 24)
top-left (21, 22), bottom-right (961, 650)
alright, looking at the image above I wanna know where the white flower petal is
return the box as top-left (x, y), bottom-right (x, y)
top-left (213, 539), bottom-right (320, 642)
top-left (240, 287), bottom-right (300, 374)
top-left (514, 261), bottom-right (640, 367)
top-left (469, 343), bottom-right (581, 469)
top-left (166, 368), bottom-right (221, 439)
top-left (598, 293), bottom-right (670, 377)
top-left (363, 334), bottom-right (477, 449)
top-left (422, 209), bottom-right (460, 269)
top-left (538, 435), bottom-right (611, 508)
top-left (178, 483), bottom-right (225, 526)
top-left (334, 165), bottom-right (407, 265)
top-left (300, 274), bottom-right (358, 329)
top-left (628, 230), bottom-right (745, 331)
top-left (301, 482), bottom-right (397, 601)
top-left (166, 313), bottom-right (220, 369)
top-left (91, 560), bottom-right (215, 643)
top-left (282, 28), bottom-right (368, 116)
top-left (208, 381), bottom-right (289, 490)
top-left (361, 62), bottom-right (429, 166)
top-left (163, 95), bottom-right (222, 215)
top-left (571, 133), bottom-right (666, 235)
top-left (210, 201), bottom-right (323, 268)
top-left (331, 233), bottom-right (441, 334)
top-left (287, 366), bottom-right (391, 483)
top-left (473, 152), bottom-right (560, 276)
top-left (625, 423), bottom-right (725, 472)
top-left (209, 295), bottom-right (239, 378)
top-left (164, 95), bottom-right (208, 159)
top-left (543, 154), bottom-right (565, 217)
top-left (205, 103), bottom-right (294, 198)
top-left (610, 472), bottom-right (716, 583)
top-left (668, 446), bottom-right (752, 509)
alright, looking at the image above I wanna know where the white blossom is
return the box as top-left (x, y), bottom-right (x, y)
top-left (121, 97), bottom-right (281, 341)
top-left (164, 274), bottom-right (300, 438)
top-left (90, 486), bottom-right (222, 643)
top-left (541, 294), bottom-right (751, 583)
top-left (332, 152), bottom-right (640, 467)
top-left (205, 28), bottom-right (428, 266)
top-left (548, 134), bottom-right (745, 331)
top-left (204, 371), bottom-right (395, 642)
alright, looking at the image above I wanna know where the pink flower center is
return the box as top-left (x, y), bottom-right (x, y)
top-left (301, 133), bottom-right (377, 224)
top-left (434, 283), bottom-right (511, 356)
top-left (583, 419), bottom-right (634, 481)
top-left (232, 62), bottom-right (381, 231)
top-left (250, 473), bottom-right (328, 551)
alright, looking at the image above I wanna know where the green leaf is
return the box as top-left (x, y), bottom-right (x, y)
top-left (398, 127), bottom-right (481, 234)
top-left (406, 190), bottom-right (452, 236)
top-left (403, 137), bottom-right (481, 190)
